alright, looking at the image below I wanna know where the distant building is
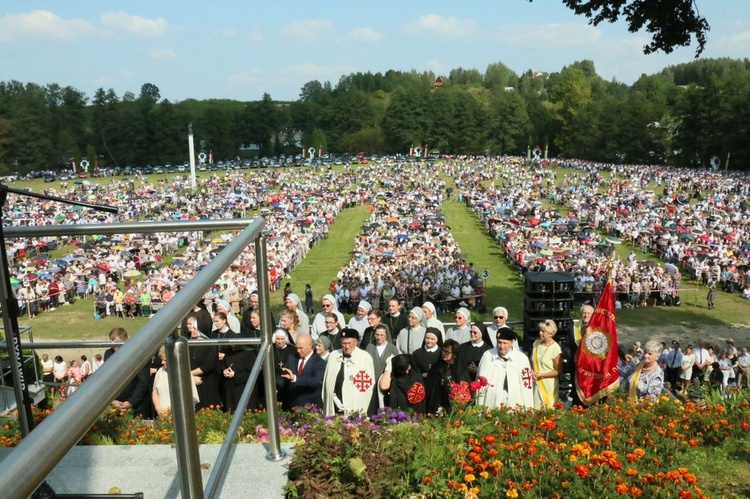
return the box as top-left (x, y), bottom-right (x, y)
top-left (432, 76), bottom-right (447, 89)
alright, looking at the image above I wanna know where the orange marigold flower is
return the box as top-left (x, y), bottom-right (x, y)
top-left (539, 418), bottom-right (556, 431)
top-left (483, 435), bottom-right (496, 445)
top-left (574, 464), bottom-right (590, 477)
top-left (479, 471), bottom-right (489, 479)
top-left (465, 474), bottom-right (476, 483)
top-left (505, 488), bottom-right (519, 498)
top-left (626, 467), bottom-right (638, 476)
top-left (423, 475), bottom-right (431, 484)
top-left (510, 428), bottom-right (520, 436)
top-left (630, 485), bottom-right (643, 496)
top-left (616, 482), bottom-right (630, 494)
top-left (667, 470), bottom-right (682, 483)
top-left (457, 483), bottom-right (468, 493)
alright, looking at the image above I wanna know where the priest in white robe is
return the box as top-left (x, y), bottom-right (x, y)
top-left (322, 328), bottom-right (375, 415)
top-left (476, 328), bottom-right (534, 409)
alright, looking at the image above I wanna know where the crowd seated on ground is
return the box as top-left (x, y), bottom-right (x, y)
top-left (449, 156), bottom-right (750, 308)
top-left (8, 167), bottom-right (364, 318)
top-left (326, 162), bottom-right (484, 315)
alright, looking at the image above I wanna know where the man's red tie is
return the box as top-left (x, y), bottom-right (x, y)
top-left (297, 358), bottom-right (305, 376)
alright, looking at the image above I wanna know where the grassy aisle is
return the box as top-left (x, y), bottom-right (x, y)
top-left (441, 199), bottom-right (524, 323)
top-left (282, 204), bottom-right (371, 309)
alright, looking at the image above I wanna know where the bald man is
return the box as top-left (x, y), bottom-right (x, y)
top-left (279, 333), bottom-right (325, 410)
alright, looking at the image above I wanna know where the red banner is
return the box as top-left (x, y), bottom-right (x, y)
top-left (575, 282), bottom-right (620, 405)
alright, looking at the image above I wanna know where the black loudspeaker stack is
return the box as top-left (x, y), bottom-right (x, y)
top-left (522, 272), bottom-right (575, 352)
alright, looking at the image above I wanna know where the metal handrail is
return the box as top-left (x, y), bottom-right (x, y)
top-left (204, 338), bottom-right (270, 499)
top-left (0, 338), bottom-right (263, 350)
top-left (0, 218), bottom-right (284, 499)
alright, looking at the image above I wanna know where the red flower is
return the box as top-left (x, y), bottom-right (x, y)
top-left (449, 382), bottom-right (472, 404)
top-left (469, 381), bottom-right (481, 392)
top-left (574, 464), bottom-right (590, 477)
top-left (477, 375), bottom-right (488, 387)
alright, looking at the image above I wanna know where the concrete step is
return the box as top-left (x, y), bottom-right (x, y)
top-left (0, 442), bottom-right (294, 498)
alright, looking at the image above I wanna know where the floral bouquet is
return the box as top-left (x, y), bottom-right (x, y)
top-left (449, 376), bottom-right (490, 405)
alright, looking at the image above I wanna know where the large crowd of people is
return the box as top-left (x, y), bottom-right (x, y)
top-left (6, 157), bottom-right (748, 418)
top-left (7, 168), bottom-right (360, 320)
top-left (453, 157), bottom-right (750, 309)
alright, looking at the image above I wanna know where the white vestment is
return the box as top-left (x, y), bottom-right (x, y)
top-left (476, 349), bottom-right (534, 409)
top-left (322, 347), bottom-right (375, 415)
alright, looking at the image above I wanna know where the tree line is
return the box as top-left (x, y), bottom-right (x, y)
top-left (0, 57), bottom-right (748, 174)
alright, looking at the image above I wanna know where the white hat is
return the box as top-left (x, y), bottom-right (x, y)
top-left (456, 307), bottom-right (471, 322)
top-left (358, 301), bottom-right (372, 312)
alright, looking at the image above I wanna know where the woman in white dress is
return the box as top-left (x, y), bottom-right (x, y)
top-left (679, 345), bottom-right (695, 391)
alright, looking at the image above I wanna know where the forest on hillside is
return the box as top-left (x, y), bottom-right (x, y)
top-left (0, 57), bottom-right (748, 173)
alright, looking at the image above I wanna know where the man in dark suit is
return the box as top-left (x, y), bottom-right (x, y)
top-left (279, 333), bottom-right (325, 410)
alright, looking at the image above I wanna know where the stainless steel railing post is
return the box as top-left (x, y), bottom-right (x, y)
top-left (256, 236), bottom-right (285, 462)
top-left (166, 335), bottom-right (204, 499)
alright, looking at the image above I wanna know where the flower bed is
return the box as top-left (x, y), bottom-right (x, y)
top-left (2, 391), bottom-right (749, 497)
top-left (286, 391), bottom-right (750, 498)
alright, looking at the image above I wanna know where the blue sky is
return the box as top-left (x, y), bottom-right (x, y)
top-left (1, 1), bottom-right (746, 102)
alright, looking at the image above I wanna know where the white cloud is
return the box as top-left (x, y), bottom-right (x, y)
top-left (423, 59), bottom-right (448, 75)
top-left (286, 63), bottom-right (330, 77)
top-left (100, 11), bottom-right (168, 37)
top-left (147, 48), bottom-right (175, 60)
top-left (496, 22), bottom-right (602, 48)
top-left (229, 68), bottom-right (261, 84)
top-left (711, 30), bottom-right (750, 56)
top-left (245, 29), bottom-right (264, 43)
top-left (208, 28), bottom-right (240, 40)
top-left (347, 27), bottom-right (383, 43)
top-left (402, 14), bottom-right (478, 38)
top-left (279, 20), bottom-right (332, 41)
top-left (284, 63), bottom-right (358, 82)
top-left (0, 10), bottom-right (93, 42)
